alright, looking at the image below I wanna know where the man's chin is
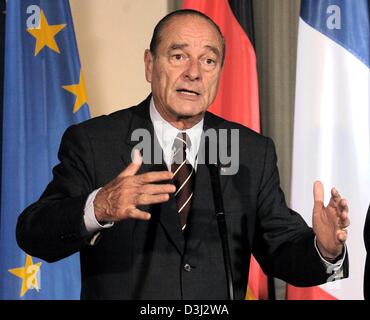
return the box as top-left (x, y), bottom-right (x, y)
top-left (174, 107), bottom-right (205, 119)
top-left (174, 103), bottom-right (205, 116)
top-left (177, 114), bottom-right (196, 120)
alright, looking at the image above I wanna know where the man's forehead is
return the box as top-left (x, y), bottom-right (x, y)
top-left (167, 42), bottom-right (221, 59)
top-left (166, 14), bottom-right (212, 26)
top-left (161, 15), bottom-right (223, 47)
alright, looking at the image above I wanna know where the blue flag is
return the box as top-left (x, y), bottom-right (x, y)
top-left (0, 0), bottom-right (90, 299)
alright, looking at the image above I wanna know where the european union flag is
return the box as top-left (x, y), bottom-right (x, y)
top-left (0, 0), bottom-right (90, 299)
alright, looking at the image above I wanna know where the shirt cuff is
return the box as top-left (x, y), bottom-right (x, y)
top-left (83, 188), bottom-right (114, 234)
top-left (314, 236), bottom-right (347, 282)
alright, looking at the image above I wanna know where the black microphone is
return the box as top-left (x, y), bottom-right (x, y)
top-left (207, 162), bottom-right (235, 300)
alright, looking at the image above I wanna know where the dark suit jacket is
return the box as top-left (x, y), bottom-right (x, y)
top-left (364, 204), bottom-right (370, 300)
top-left (16, 96), bottom-right (346, 299)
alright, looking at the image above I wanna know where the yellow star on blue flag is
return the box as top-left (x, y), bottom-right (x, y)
top-left (27, 10), bottom-right (66, 56)
top-left (8, 255), bottom-right (42, 297)
top-left (63, 70), bottom-right (89, 113)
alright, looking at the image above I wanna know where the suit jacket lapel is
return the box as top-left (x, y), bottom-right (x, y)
top-left (201, 113), bottom-right (231, 194)
top-left (121, 96), bottom-right (153, 167)
top-left (121, 97), bottom-right (185, 255)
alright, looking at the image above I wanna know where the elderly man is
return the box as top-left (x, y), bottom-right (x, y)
top-left (16, 9), bottom-right (349, 299)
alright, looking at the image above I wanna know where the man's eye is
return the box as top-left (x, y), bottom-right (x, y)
top-left (202, 58), bottom-right (217, 69)
top-left (172, 54), bottom-right (184, 61)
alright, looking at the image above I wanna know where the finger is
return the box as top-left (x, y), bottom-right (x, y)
top-left (339, 217), bottom-right (350, 229)
top-left (120, 149), bottom-right (143, 177)
top-left (138, 171), bottom-right (173, 184)
top-left (135, 193), bottom-right (170, 206)
top-left (335, 198), bottom-right (349, 227)
top-left (313, 181), bottom-right (324, 211)
top-left (141, 183), bottom-right (176, 195)
top-left (328, 187), bottom-right (341, 208)
top-left (127, 207), bottom-right (151, 221)
top-left (338, 206), bottom-right (350, 228)
top-left (338, 198), bottom-right (349, 214)
top-left (336, 229), bottom-right (347, 243)
top-left (132, 148), bottom-right (143, 165)
top-left (331, 187), bottom-right (341, 200)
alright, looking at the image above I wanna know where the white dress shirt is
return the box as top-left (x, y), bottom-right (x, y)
top-left (149, 98), bottom-right (203, 170)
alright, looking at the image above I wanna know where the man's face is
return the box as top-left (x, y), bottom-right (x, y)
top-left (144, 15), bottom-right (223, 127)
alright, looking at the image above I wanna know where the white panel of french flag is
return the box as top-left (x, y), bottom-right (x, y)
top-left (288, 0), bottom-right (369, 299)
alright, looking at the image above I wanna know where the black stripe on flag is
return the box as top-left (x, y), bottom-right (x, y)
top-left (228, 0), bottom-right (277, 300)
top-left (228, 0), bottom-right (256, 47)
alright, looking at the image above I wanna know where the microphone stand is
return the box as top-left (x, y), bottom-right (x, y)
top-left (207, 163), bottom-right (235, 300)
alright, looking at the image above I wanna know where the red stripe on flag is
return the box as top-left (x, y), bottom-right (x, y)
top-left (182, 0), bottom-right (266, 300)
top-left (182, 0), bottom-right (260, 131)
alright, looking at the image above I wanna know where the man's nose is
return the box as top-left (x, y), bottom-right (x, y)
top-left (183, 59), bottom-right (201, 81)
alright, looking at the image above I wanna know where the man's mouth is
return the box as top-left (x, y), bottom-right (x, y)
top-left (176, 89), bottom-right (200, 96)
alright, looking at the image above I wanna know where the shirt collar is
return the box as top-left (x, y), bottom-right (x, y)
top-left (149, 97), bottom-right (204, 169)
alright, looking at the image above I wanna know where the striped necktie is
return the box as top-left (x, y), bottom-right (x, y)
top-left (171, 132), bottom-right (194, 231)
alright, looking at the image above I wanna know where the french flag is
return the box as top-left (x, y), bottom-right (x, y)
top-left (288, 0), bottom-right (369, 299)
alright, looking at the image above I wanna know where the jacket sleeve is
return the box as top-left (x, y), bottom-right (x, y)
top-left (16, 124), bottom-right (96, 262)
top-left (252, 138), bottom-right (348, 286)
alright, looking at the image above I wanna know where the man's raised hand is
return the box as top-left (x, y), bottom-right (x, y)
top-left (312, 181), bottom-right (350, 260)
top-left (93, 149), bottom-right (175, 222)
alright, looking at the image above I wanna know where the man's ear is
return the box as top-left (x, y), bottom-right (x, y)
top-left (144, 49), bottom-right (153, 83)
